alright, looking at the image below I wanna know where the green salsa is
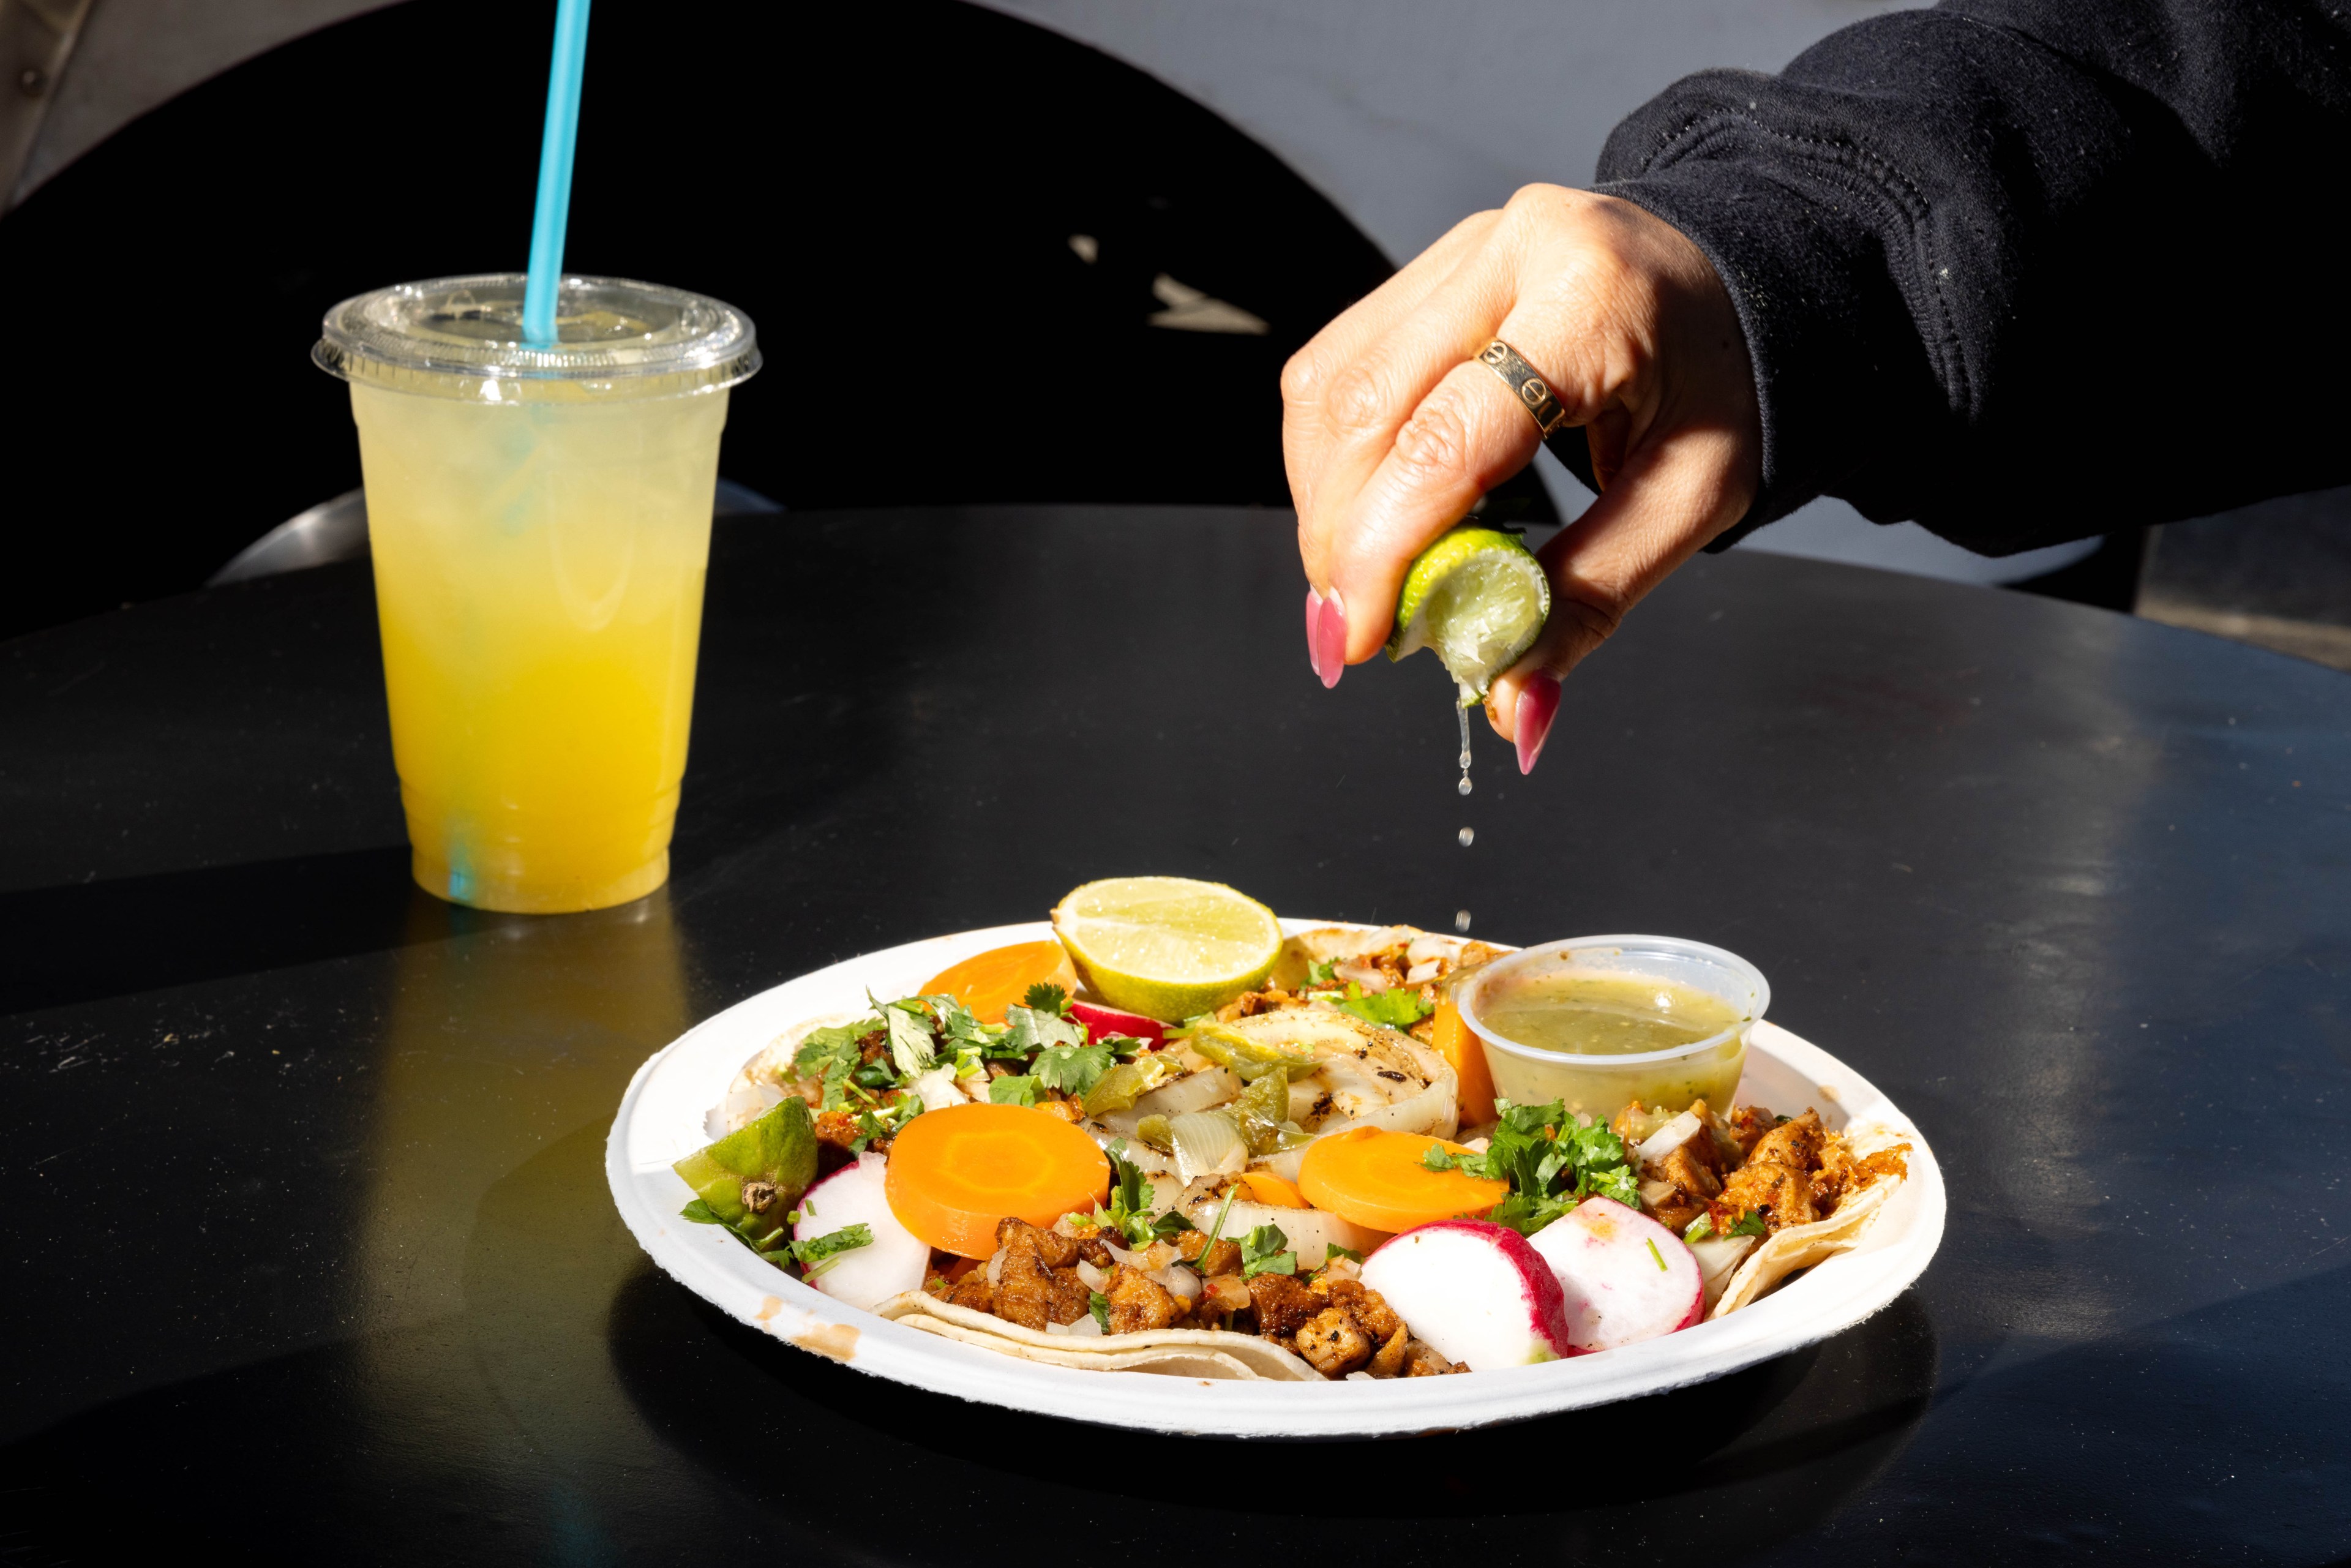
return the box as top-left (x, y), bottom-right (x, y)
top-left (1475, 973), bottom-right (1742, 1057)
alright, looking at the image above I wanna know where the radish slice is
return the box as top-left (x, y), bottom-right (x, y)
top-left (1070, 1000), bottom-right (1166, 1048)
top-left (1527, 1197), bottom-right (1704, 1352)
top-left (1360, 1218), bottom-right (1573, 1370)
top-left (793, 1153), bottom-right (931, 1311)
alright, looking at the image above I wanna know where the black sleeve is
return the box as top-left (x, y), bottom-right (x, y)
top-left (1592, 0), bottom-right (2351, 555)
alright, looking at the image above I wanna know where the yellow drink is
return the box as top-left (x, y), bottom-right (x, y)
top-left (318, 274), bottom-right (759, 912)
top-left (355, 384), bottom-right (725, 910)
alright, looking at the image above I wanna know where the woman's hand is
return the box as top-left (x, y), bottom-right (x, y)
top-left (1283, 186), bottom-right (1761, 771)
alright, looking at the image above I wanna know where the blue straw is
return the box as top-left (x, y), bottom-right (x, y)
top-left (522, 0), bottom-right (593, 345)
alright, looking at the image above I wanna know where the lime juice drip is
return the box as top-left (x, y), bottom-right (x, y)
top-left (1456, 703), bottom-right (1474, 797)
top-left (1453, 699), bottom-right (1473, 933)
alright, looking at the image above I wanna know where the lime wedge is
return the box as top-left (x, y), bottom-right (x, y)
top-left (1385, 523), bottom-right (1551, 703)
top-left (1051, 877), bottom-right (1284, 1021)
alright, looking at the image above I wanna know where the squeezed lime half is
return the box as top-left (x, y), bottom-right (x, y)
top-left (1385, 524), bottom-right (1551, 703)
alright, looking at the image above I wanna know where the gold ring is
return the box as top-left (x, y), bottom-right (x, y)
top-left (1475, 339), bottom-right (1572, 438)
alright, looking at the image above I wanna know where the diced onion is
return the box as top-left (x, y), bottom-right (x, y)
top-left (1404, 959), bottom-right (1442, 985)
top-left (1157, 1264), bottom-right (1202, 1300)
top-left (1075, 1259), bottom-right (1109, 1291)
top-left (985, 1248), bottom-right (1007, 1288)
top-left (1404, 932), bottom-right (1457, 966)
top-left (1046, 1315), bottom-right (1103, 1338)
top-left (1635, 1109), bottom-right (1704, 1167)
top-left (1689, 1234), bottom-right (1757, 1308)
top-left (1638, 1179), bottom-right (1679, 1209)
top-left (1176, 1188), bottom-right (1387, 1269)
top-left (909, 1067), bottom-right (966, 1113)
top-left (1168, 1111), bottom-right (1248, 1182)
top-left (1333, 961), bottom-right (1390, 992)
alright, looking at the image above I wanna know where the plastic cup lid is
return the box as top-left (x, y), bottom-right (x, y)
top-left (314, 273), bottom-right (759, 402)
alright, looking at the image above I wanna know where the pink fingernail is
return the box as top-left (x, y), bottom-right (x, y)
top-left (1311, 588), bottom-right (1348, 689)
top-left (1305, 588), bottom-right (1326, 680)
top-left (1515, 674), bottom-right (1560, 775)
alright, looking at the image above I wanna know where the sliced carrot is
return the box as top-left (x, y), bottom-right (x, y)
top-left (885, 1103), bottom-right (1110, 1258)
top-left (1429, 994), bottom-right (1497, 1127)
top-left (1297, 1127), bottom-right (1510, 1233)
top-left (919, 940), bottom-right (1079, 1025)
top-left (1235, 1169), bottom-right (1308, 1209)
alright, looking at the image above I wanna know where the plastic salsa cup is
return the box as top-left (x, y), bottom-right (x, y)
top-left (1455, 934), bottom-right (1769, 1120)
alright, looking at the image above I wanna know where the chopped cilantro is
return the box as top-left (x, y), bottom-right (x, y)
top-left (1086, 1139), bottom-right (1174, 1247)
top-left (794, 1019), bottom-right (876, 1110)
top-left (1240, 1223), bottom-right (1296, 1278)
top-left (679, 1198), bottom-right (720, 1225)
top-left (921, 993), bottom-right (1013, 1063)
top-left (1033, 1040), bottom-right (1115, 1097)
top-left (989, 1074), bottom-right (1041, 1107)
top-left (790, 1223), bottom-right (874, 1278)
top-left (871, 994), bottom-right (936, 1079)
top-left (1727, 1209), bottom-right (1768, 1238)
top-left (1321, 1244), bottom-right (1365, 1264)
top-left (1332, 985), bottom-right (1433, 1029)
top-left (1305, 958), bottom-right (1337, 986)
top-left (1094, 1033), bottom-right (1155, 1059)
top-left (1423, 1097), bottom-right (1642, 1236)
top-left (1683, 1213), bottom-right (1715, 1244)
top-left (1022, 982), bottom-right (1071, 1015)
top-left (852, 1095), bottom-right (923, 1149)
top-left (1088, 1291), bottom-right (1112, 1332)
top-left (1002, 1003), bottom-right (1087, 1056)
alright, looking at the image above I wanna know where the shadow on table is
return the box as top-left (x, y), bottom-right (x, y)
top-left (0, 848), bottom-right (697, 1016)
top-left (0, 846), bottom-right (421, 1015)
top-left (607, 1270), bottom-right (1938, 1562)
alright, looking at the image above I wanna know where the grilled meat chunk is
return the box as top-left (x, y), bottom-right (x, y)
top-left (1103, 1265), bottom-right (1187, 1334)
top-left (1715, 1108), bottom-right (1827, 1231)
top-left (997, 1217), bottom-right (1082, 1269)
top-left (1318, 1278), bottom-right (1404, 1345)
top-left (1247, 1272), bottom-right (1324, 1342)
top-left (992, 1223), bottom-right (1092, 1330)
top-left (1295, 1307), bottom-right (1374, 1376)
top-left (1367, 1325), bottom-right (1411, 1379)
top-left (1177, 1230), bottom-right (1243, 1277)
top-left (1727, 1104), bottom-right (1782, 1158)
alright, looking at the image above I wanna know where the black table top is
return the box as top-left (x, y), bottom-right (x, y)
top-left (4, 505), bottom-right (2347, 1565)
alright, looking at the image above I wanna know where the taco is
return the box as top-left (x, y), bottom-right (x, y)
top-left (672, 921), bottom-right (1912, 1381)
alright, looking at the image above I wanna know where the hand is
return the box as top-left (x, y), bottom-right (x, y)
top-left (1282, 186), bottom-right (1761, 771)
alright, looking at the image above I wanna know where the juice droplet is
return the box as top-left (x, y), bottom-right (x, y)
top-left (1453, 909), bottom-right (1473, 932)
top-left (1458, 827), bottom-right (1475, 847)
top-left (1457, 776), bottom-right (1473, 796)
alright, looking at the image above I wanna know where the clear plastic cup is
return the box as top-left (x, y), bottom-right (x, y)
top-left (1456, 935), bottom-right (1769, 1119)
top-left (315, 274), bottom-right (759, 912)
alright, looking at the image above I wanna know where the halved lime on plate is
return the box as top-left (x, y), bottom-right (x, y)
top-left (1051, 876), bottom-right (1283, 1021)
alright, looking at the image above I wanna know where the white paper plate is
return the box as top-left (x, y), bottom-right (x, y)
top-left (606, 920), bottom-right (1944, 1439)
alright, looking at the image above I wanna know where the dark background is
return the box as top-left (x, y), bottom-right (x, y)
top-left (0, 0), bottom-right (1509, 642)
